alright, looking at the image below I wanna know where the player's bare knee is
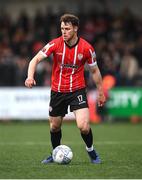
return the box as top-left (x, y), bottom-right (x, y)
top-left (49, 116), bottom-right (62, 131)
top-left (50, 124), bottom-right (61, 132)
top-left (78, 124), bottom-right (90, 134)
top-left (50, 121), bottom-right (61, 131)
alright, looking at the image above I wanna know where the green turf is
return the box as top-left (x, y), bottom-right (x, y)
top-left (0, 121), bottom-right (142, 179)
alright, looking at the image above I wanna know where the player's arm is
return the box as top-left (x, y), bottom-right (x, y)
top-left (25, 41), bottom-right (55, 88)
top-left (89, 65), bottom-right (106, 106)
top-left (25, 52), bottom-right (45, 88)
top-left (86, 45), bottom-right (106, 106)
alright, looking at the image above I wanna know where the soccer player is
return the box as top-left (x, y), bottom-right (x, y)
top-left (25, 14), bottom-right (106, 164)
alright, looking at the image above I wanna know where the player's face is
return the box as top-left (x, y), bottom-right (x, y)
top-left (61, 22), bottom-right (77, 42)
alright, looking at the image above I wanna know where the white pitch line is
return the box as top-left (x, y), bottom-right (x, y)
top-left (0, 141), bottom-right (142, 146)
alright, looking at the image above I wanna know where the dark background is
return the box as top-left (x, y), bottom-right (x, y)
top-left (0, 0), bottom-right (142, 88)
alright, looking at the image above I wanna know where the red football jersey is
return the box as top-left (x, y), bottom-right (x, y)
top-left (40, 36), bottom-right (97, 92)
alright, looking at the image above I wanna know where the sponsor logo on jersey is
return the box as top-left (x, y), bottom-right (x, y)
top-left (61, 64), bottom-right (79, 69)
top-left (78, 53), bottom-right (83, 60)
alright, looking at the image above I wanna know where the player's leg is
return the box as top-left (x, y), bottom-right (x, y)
top-left (42, 90), bottom-right (67, 164)
top-left (49, 116), bottom-right (63, 149)
top-left (74, 108), bottom-right (91, 143)
top-left (41, 116), bottom-right (63, 164)
top-left (48, 90), bottom-right (67, 149)
top-left (74, 108), bottom-right (101, 164)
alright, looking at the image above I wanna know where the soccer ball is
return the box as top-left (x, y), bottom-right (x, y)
top-left (52, 145), bottom-right (73, 164)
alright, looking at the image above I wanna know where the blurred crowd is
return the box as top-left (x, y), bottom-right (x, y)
top-left (0, 7), bottom-right (142, 88)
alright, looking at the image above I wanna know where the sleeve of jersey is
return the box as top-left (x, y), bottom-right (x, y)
top-left (86, 46), bottom-right (97, 67)
top-left (40, 40), bottom-right (56, 57)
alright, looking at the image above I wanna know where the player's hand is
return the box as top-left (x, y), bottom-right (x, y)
top-left (25, 78), bottom-right (36, 88)
top-left (97, 92), bottom-right (106, 107)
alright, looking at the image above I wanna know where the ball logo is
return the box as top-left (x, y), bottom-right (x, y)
top-left (78, 53), bottom-right (83, 60)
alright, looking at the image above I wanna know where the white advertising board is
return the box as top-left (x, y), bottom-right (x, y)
top-left (0, 87), bottom-right (75, 120)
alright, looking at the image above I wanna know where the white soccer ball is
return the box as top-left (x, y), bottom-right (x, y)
top-left (52, 145), bottom-right (73, 164)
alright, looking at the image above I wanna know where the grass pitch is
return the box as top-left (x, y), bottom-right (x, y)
top-left (0, 121), bottom-right (142, 179)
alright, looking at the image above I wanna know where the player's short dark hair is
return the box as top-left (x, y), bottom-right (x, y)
top-left (60, 14), bottom-right (79, 27)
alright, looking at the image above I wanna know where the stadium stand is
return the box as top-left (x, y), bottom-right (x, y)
top-left (0, 0), bottom-right (142, 88)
